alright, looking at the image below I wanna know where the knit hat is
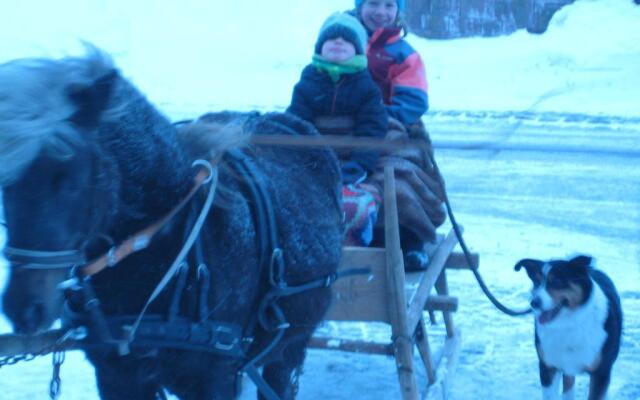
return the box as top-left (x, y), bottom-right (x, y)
top-left (354, 0), bottom-right (405, 13)
top-left (314, 12), bottom-right (368, 55)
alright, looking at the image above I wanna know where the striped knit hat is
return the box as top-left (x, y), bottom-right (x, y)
top-left (354, 0), bottom-right (405, 12)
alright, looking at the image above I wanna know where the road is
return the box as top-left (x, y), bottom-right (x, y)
top-left (428, 116), bottom-right (640, 241)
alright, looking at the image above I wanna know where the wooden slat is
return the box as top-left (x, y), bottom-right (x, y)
top-left (326, 252), bottom-right (461, 321)
top-left (406, 228), bottom-right (460, 333)
top-left (435, 272), bottom-right (455, 338)
top-left (307, 337), bottom-right (393, 355)
top-left (444, 251), bottom-right (479, 270)
top-left (325, 246), bottom-right (389, 322)
top-left (427, 329), bottom-right (462, 398)
top-left (415, 316), bottom-right (436, 385)
top-left (424, 295), bottom-right (458, 313)
top-left (383, 167), bottom-right (418, 400)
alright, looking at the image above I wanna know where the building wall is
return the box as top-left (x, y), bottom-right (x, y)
top-left (405, 0), bottom-right (575, 38)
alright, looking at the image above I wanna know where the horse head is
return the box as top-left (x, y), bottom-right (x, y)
top-left (0, 46), bottom-right (343, 400)
top-left (0, 47), bottom-right (187, 334)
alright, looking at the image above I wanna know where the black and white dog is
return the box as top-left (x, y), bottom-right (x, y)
top-left (515, 255), bottom-right (622, 400)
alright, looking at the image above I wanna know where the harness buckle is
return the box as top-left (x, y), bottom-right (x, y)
top-left (57, 277), bottom-right (81, 291)
top-left (212, 326), bottom-right (240, 352)
top-left (268, 248), bottom-right (284, 288)
top-left (106, 247), bottom-right (118, 267)
top-left (132, 235), bottom-right (150, 251)
top-left (324, 274), bottom-right (336, 287)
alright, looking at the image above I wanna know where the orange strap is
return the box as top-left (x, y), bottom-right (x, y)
top-left (80, 168), bottom-right (212, 278)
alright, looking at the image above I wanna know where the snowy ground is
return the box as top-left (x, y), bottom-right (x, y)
top-left (1, 0), bottom-right (639, 399)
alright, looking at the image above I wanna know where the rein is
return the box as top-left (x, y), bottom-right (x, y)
top-left (127, 161), bottom-right (218, 340)
top-left (81, 160), bottom-right (216, 278)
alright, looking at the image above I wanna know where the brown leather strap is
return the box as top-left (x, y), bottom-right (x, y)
top-left (80, 167), bottom-right (212, 278)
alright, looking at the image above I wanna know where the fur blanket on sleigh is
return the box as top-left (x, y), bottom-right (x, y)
top-left (313, 115), bottom-right (447, 244)
top-left (366, 117), bottom-right (447, 243)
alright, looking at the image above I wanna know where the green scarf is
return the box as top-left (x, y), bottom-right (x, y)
top-left (312, 54), bottom-right (367, 83)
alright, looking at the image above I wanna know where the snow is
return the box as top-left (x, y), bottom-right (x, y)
top-left (425, 0), bottom-right (640, 117)
top-left (0, 0), bottom-right (639, 399)
top-left (2, 0), bottom-right (639, 118)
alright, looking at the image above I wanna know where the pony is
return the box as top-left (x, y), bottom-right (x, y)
top-left (0, 47), bottom-right (343, 399)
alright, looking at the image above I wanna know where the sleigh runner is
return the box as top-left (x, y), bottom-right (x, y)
top-left (310, 166), bottom-right (478, 400)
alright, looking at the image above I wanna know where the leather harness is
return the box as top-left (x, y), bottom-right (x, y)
top-left (56, 150), bottom-right (364, 400)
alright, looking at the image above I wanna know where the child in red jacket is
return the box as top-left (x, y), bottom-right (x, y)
top-left (355, 0), bottom-right (429, 126)
top-left (355, 0), bottom-right (434, 270)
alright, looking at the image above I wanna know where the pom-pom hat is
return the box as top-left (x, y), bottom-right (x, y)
top-left (315, 12), bottom-right (368, 55)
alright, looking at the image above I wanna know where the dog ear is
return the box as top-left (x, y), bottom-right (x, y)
top-left (569, 254), bottom-right (593, 267)
top-left (568, 255), bottom-right (592, 269)
top-left (514, 258), bottom-right (542, 272)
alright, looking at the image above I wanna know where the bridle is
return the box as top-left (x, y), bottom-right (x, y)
top-left (2, 160), bottom-right (216, 278)
top-left (2, 247), bottom-right (86, 270)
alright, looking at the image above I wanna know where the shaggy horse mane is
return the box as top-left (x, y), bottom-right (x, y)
top-left (0, 47), bottom-right (115, 185)
top-left (0, 47), bottom-right (255, 189)
top-left (176, 111), bottom-right (254, 162)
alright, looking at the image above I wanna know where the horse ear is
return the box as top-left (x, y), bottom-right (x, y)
top-left (568, 254), bottom-right (592, 269)
top-left (67, 69), bottom-right (118, 128)
top-left (514, 258), bottom-right (542, 272)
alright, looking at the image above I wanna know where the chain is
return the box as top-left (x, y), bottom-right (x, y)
top-left (0, 351), bottom-right (43, 367)
top-left (0, 340), bottom-right (62, 368)
top-left (0, 327), bottom-right (84, 369)
top-left (0, 328), bottom-right (85, 399)
top-left (49, 350), bottom-right (66, 399)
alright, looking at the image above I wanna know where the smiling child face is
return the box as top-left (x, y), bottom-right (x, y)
top-left (359, 0), bottom-right (398, 32)
top-left (321, 37), bottom-right (356, 63)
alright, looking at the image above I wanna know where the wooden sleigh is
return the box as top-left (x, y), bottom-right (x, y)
top-left (310, 166), bottom-right (479, 400)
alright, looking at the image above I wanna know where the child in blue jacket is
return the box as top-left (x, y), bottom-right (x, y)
top-left (287, 12), bottom-right (388, 246)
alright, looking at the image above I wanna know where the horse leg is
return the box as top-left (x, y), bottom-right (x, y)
top-left (88, 352), bottom-right (162, 400)
top-left (259, 338), bottom-right (308, 400)
top-left (260, 361), bottom-right (302, 400)
top-left (165, 358), bottom-right (240, 400)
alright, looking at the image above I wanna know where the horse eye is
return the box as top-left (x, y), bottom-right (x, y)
top-left (50, 171), bottom-right (67, 192)
top-left (50, 165), bottom-right (78, 193)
